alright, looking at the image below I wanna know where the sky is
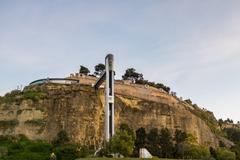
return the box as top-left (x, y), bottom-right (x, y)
top-left (0, 0), bottom-right (240, 122)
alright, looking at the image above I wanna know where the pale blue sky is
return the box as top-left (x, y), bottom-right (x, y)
top-left (0, 0), bottom-right (240, 122)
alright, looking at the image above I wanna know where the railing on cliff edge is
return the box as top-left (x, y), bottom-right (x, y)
top-left (29, 78), bottom-right (79, 85)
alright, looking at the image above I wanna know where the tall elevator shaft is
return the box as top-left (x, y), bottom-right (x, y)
top-left (105, 54), bottom-right (114, 140)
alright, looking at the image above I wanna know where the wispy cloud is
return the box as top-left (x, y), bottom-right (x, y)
top-left (0, 1), bottom-right (240, 121)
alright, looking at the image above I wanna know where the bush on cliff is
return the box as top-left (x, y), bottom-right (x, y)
top-left (2, 90), bottom-right (22, 103)
top-left (216, 147), bottom-right (236, 160)
top-left (52, 130), bottom-right (70, 146)
top-left (231, 144), bottom-right (240, 160)
top-left (23, 90), bottom-right (43, 102)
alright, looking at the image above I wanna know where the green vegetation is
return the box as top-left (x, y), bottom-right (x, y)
top-left (109, 124), bottom-right (135, 157)
top-left (0, 120), bottom-right (19, 129)
top-left (122, 68), bottom-right (144, 83)
top-left (78, 158), bottom-right (166, 160)
top-left (223, 128), bottom-right (240, 160)
top-left (176, 142), bottom-right (211, 159)
top-left (52, 130), bottom-right (70, 146)
top-left (159, 128), bottom-right (174, 158)
top-left (0, 86), bottom-right (46, 104)
top-left (1, 90), bottom-right (22, 104)
top-left (0, 135), bottom-right (51, 160)
top-left (224, 128), bottom-right (240, 143)
top-left (0, 131), bottom-right (89, 160)
top-left (77, 157), bottom-right (162, 160)
top-left (23, 90), bottom-right (44, 102)
top-left (184, 99), bottom-right (240, 160)
top-left (16, 110), bottom-right (22, 115)
top-left (52, 130), bottom-right (89, 160)
top-left (101, 124), bottom-right (221, 159)
top-left (231, 144), bottom-right (240, 160)
top-left (79, 65), bottom-right (90, 75)
top-left (135, 127), bottom-right (146, 149)
top-left (0, 125), bottom-right (238, 159)
top-left (94, 63), bottom-right (105, 76)
top-left (216, 148), bottom-right (236, 160)
top-left (54, 144), bottom-right (89, 160)
top-left (122, 68), bottom-right (171, 93)
top-left (24, 119), bottom-right (46, 126)
top-left (0, 96), bottom-right (4, 104)
top-left (184, 99), bottom-right (226, 138)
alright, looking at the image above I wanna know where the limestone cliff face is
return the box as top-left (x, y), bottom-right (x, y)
top-left (0, 82), bottom-right (232, 148)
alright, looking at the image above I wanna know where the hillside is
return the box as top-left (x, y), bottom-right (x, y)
top-left (0, 76), bottom-right (234, 149)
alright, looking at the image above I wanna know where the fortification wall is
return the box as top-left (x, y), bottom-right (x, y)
top-left (68, 74), bottom-right (179, 105)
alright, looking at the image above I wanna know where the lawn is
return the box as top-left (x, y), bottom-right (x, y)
top-left (77, 158), bottom-right (178, 160)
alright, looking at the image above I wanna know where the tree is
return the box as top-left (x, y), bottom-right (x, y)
top-left (109, 129), bottom-right (134, 157)
top-left (185, 99), bottom-right (192, 105)
top-left (146, 128), bottom-right (160, 156)
top-left (177, 142), bottom-right (211, 159)
top-left (54, 144), bottom-right (87, 160)
top-left (135, 127), bottom-right (146, 149)
top-left (94, 63), bottom-right (105, 76)
top-left (218, 119), bottom-right (224, 129)
top-left (224, 128), bottom-right (240, 144)
top-left (79, 65), bottom-right (90, 75)
top-left (174, 129), bottom-right (187, 144)
top-left (225, 118), bottom-right (234, 123)
top-left (122, 68), bottom-right (143, 83)
top-left (119, 123), bottom-right (135, 139)
top-left (174, 130), bottom-right (188, 158)
top-left (159, 128), bottom-right (174, 158)
top-left (155, 83), bottom-right (170, 93)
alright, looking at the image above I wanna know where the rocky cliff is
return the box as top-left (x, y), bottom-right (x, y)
top-left (0, 79), bottom-right (233, 149)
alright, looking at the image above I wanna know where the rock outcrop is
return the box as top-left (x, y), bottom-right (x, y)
top-left (0, 78), bottom-right (233, 148)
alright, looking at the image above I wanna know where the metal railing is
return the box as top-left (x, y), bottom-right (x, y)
top-left (29, 78), bottom-right (79, 85)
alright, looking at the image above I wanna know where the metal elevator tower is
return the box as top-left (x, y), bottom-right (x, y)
top-left (94, 54), bottom-right (115, 141)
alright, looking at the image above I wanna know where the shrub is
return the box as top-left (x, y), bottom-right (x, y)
top-left (23, 90), bottom-right (44, 102)
top-left (8, 142), bottom-right (24, 155)
top-left (4, 152), bottom-right (49, 160)
top-left (2, 90), bottom-right (22, 104)
top-left (26, 141), bottom-right (52, 153)
top-left (0, 136), bottom-right (12, 147)
top-left (177, 142), bottom-right (211, 159)
top-left (0, 120), bottom-right (19, 129)
top-left (54, 144), bottom-right (84, 160)
top-left (0, 146), bottom-right (8, 158)
top-left (24, 119), bottom-right (46, 126)
top-left (110, 129), bottom-right (135, 157)
top-left (231, 144), bottom-right (240, 160)
top-left (216, 147), bottom-right (236, 160)
top-left (0, 134), bottom-right (89, 160)
top-left (0, 96), bottom-right (3, 104)
top-left (52, 130), bottom-right (69, 146)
